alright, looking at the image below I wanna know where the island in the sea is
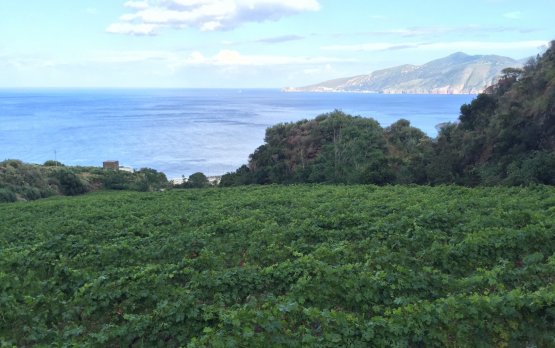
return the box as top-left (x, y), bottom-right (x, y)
top-left (285, 52), bottom-right (524, 94)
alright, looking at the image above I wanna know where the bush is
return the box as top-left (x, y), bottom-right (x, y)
top-left (186, 172), bottom-right (209, 188)
top-left (56, 170), bottom-right (89, 196)
top-left (0, 159), bottom-right (24, 169)
top-left (0, 160), bottom-right (172, 203)
top-left (20, 186), bottom-right (42, 200)
top-left (219, 165), bottom-right (253, 187)
top-left (0, 188), bottom-right (17, 203)
top-left (133, 168), bottom-right (168, 191)
top-left (102, 171), bottom-right (131, 190)
top-left (505, 151), bottom-right (555, 185)
top-left (43, 160), bottom-right (65, 167)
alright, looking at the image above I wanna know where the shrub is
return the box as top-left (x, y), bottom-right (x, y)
top-left (505, 151), bottom-right (555, 185)
top-left (186, 172), bottom-right (209, 188)
top-left (102, 171), bottom-right (131, 190)
top-left (133, 168), bottom-right (169, 191)
top-left (0, 188), bottom-right (17, 203)
top-left (56, 170), bottom-right (89, 196)
top-left (0, 159), bottom-right (24, 169)
top-left (20, 186), bottom-right (42, 200)
top-left (43, 160), bottom-right (65, 167)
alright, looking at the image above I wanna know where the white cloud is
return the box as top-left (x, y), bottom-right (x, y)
top-left (125, 1), bottom-right (150, 9)
top-left (220, 35), bottom-right (305, 46)
top-left (92, 50), bottom-right (177, 63)
top-left (421, 40), bottom-right (546, 51)
top-left (253, 34), bottom-right (304, 44)
top-left (333, 25), bottom-right (538, 39)
top-left (108, 0), bottom-right (321, 35)
top-left (322, 40), bottom-right (549, 52)
top-left (1, 55), bottom-right (62, 71)
top-left (322, 42), bottom-right (417, 52)
top-left (92, 49), bottom-right (353, 68)
top-left (206, 50), bottom-right (350, 66)
top-left (302, 63), bottom-right (333, 76)
top-left (106, 23), bottom-right (158, 35)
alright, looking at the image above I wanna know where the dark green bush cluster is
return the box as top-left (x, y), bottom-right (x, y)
top-left (102, 168), bottom-right (168, 192)
top-left (0, 159), bottom-right (61, 201)
top-left (43, 160), bottom-right (65, 167)
top-left (0, 188), bottom-right (17, 203)
top-left (55, 169), bottom-right (89, 196)
top-left (174, 172), bottom-right (213, 189)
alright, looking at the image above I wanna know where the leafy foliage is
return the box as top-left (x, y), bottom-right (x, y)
top-left (222, 110), bottom-right (395, 185)
top-left (55, 169), bottom-right (89, 196)
top-left (43, 160), bottom-right (65, 167)
top-left (186, 172), bottom-right (210, 188)
top-left (429, 40), bottom-right (555, 185)
top-left (0, 160), bottom-right (169, 202)
top-left (133, 168), bottom-right (170, 192)
top-left (1, 185), bottom-right (554, 346)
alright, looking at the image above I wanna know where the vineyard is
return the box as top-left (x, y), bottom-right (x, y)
top-left (1, 185), bottom-right (555, 347)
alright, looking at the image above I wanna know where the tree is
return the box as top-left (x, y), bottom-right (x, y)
top-left (243, 110), bottom-right (392, 185)
top-left (187, 172), bottom-right (209, 188)
top-left (384, 119), bottom-right (430, 184)
top-left (134, 168), bottom-right (169, 191)
top-left (219, 165), bottom-right (253, 187)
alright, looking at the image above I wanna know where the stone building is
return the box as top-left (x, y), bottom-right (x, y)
top-left (103, 160), bottom-right (119, 170)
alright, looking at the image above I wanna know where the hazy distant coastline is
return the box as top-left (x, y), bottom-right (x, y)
top-left (286, 52), bottom-right (524, 94)
top-left (283, 88), bottom-right (479, 95)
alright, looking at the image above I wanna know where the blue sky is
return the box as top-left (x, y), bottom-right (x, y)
top-left (0, 0), bottom-right (552, 88)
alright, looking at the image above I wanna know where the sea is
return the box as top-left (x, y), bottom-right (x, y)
top-left (0, 89), bottom-right (475, 179)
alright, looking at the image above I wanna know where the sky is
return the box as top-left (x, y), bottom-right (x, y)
top-left (0, 0), bottom-right (553, 88)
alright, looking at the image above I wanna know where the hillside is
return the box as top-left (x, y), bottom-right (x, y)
top-left (0, 159), bottom-right (169, 202)
top-left (286, 52), bottom-right (521, 94)
top-left (432, 41), bottom-right (555, 185)
top-left (1, 186), bottom-right (555, 346)
top-left (225, 41), bottom-right (555, 186)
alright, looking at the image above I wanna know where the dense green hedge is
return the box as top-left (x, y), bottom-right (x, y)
top-left (1, 185), bottom-right (554, 346)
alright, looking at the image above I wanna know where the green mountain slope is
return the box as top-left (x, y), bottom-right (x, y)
top-left (432, 41), bottom-right (555, 185)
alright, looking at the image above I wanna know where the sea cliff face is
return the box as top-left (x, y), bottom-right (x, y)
top-left (285, 52), bottom-right (522, 94)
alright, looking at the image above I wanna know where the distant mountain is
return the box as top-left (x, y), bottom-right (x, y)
top-left (285, 52), bottom-right (522, 94)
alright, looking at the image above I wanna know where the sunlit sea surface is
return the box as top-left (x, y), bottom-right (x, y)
top-left (0, 89), bottom-right (475, 178)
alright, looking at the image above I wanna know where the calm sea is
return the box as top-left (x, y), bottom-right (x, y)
top-left (0, 89), bottom-right (474, 178)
